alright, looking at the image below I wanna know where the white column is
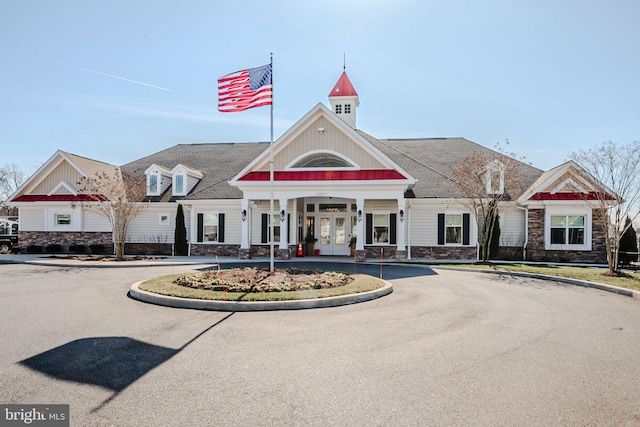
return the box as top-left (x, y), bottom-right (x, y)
top-left (279, 198), bottom-right (288, 250)
top-left (397, 197), bottom-right (406, 251)
top-left (240, 199), bottom-right (250, 249)
top-left (356, 198), bottom-right (365, 251)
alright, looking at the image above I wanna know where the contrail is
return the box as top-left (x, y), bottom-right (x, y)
top-left (38, 57), bottom-right (172, 91)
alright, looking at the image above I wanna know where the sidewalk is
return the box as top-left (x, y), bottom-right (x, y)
top-left (0, 253), bottom-right (358, 268)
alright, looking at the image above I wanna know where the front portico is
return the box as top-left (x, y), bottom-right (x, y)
top-left (236, 184), bottom-right (410, 261)
top-left (226, 76), bottom-right (415, 261)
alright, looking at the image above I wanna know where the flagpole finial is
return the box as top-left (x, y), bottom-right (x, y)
top-left (343, 53), bottom-right (346, 71)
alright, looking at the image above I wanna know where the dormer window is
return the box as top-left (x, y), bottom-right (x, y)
top-left (485, 160), bottom-right (505, 195)
top-left (148, 175), bottom-right (158, 194)
top-left (170, 164), bottom-right (203, 197)
top-left (145, 164), bottom-right (171, 196)
top-left (174, 174), bottom-right (184, 195)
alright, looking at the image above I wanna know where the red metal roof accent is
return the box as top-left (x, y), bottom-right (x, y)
top-left (12, 194), bottom-right (109, 202)
top-left (328, 71), bottom-right (358, 98)
top-left (529, 192), bottom-right (613, 201)
top-left (238, 169), bottom-right (406, 181)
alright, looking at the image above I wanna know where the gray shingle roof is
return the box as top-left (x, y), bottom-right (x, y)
top-left (119, 134), bottom-right (544, 202)
top-left (357, 131), bottom-right (543, 199)
top-left (120, 143), bottom-right (269, 201)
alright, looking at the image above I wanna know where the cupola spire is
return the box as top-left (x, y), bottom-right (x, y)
top-left (328, 66), bottom-right (359, 128)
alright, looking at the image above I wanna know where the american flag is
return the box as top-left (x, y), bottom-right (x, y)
top-left (218, 64), bottom-right (272, 112)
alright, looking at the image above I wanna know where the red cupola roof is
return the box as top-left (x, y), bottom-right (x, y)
top-left (328, 71), bottom-right (358, 98)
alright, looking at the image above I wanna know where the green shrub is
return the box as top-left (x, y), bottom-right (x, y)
top-left (45, 244), bottom-right (63, 254)
top-left (89, 244), bottom-right (105, 254)
top-left (27, 245), bottom-right (43, 254)
top-left (69, 244), bottom-right (87, 254)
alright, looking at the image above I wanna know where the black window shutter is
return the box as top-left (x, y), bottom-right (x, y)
top-left (366, 213), bottom-right (373, 244)
top-left (287, 214), bottom-right (291, 244)
top-left (197, 214), bottom-right (204, 243)
top-left (261, 213), bottom-right (268, 243)
top-left (390, 213), bottom-right (397, 245)
top-left (463, 213), bottom-right (470, 245)
top-left (218, 213), bottom-right (225, 243)
top-left (437, 213), bottom-right (445, 245)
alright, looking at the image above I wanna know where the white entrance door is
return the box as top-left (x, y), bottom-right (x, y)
top-left (317, 215), bottom-right (350, 256)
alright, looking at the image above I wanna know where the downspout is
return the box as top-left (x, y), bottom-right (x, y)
top-left (407, 201), bottom-right (411, 260)
top-left (516, 204), bottom-right (528, 260)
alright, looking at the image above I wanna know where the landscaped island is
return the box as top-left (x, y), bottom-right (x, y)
top-left (138, 267), bottom-right (386, 302)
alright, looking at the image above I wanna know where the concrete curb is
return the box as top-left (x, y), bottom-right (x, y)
top-left (129, 281), bottom-right (394, 311)
top-left (432, 266), bottom-right (640, 300)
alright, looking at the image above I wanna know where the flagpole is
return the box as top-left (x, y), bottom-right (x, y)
top-left (269, 52), bottom-right (275, 274)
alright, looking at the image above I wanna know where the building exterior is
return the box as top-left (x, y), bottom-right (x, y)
top-left (7, 71), bottom-right (609, 263)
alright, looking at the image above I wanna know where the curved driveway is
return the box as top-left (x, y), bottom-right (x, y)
top-left (1, 261), bottom-right (639, 426)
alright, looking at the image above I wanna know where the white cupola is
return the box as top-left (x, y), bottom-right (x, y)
top-left (328, 70), bottom-right (359, 128)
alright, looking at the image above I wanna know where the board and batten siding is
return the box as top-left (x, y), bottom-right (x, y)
top-left (266, 117), bottom-right (385, 171)
top-left (31, 161), bottom-right (84, 195)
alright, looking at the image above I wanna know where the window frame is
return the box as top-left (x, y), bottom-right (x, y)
top-left (485, 161), bottom-right (505, 195)
top-left (445, 213), bottom-right (463, 245)
top-left (544, 208), bottom-right (591, 251)
top-left (158, 213), bottom-right (170, 225)
top-left (335, 104), bottom-right (342, 114)
top-left (55, 213), bottom-right (72, 226)
top-left (198, 212), bottom-right (221, 243)
top-left (373, 213), bottom-right (390, 244)
top-left (174, 174), bottom-right (185, 195)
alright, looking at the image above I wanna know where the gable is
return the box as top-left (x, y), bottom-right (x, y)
top-left (231, 103), bottom-right (414, 184)
top-left (269, 116), bottom-right (385, 171)
top-left (8, 150), bottom-right (119, 204)
top-left (520, 161), bottom-right (615, 203)
top-left (29, 159), bottom-right (84, 195)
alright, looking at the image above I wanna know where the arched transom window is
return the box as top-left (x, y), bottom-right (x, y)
top-left (288, 150), bottom-right (357, 169)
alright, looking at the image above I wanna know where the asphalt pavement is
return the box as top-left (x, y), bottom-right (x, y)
top-left (1, 259), bottom-right (640, 426)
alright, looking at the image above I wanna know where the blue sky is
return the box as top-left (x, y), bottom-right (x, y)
top-left (2, 0), bottom-right (639, 176)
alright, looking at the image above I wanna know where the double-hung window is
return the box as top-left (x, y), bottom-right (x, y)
top-left (197, 213), bottom-right (225, 243)
top-left (445, 214), bottom-right (462, 244)
top-left (373, 214), bottom-right (389, 243)
top-left (550, 215), bottom-right (585, 245)
top-left (438, 213), bottom-right (471, 245)
top-left (545, 209), bottom-right (590, 251)
top-left (174, 175), bottom-right (184, 195)
top-left (148, 174), bottom-right (158, 194)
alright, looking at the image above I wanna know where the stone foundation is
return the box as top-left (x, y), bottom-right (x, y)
top-left (125, 243), bottom-right (173, 256)
top-left (18, 231), bottom-right (113, 254)
top-left (189, 244), bottom-right (239, 257)
top-left (408, 246), bottom-right (477, 260)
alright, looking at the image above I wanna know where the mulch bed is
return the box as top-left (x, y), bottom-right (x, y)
top-left (174, 267), bottom-right (352, 293)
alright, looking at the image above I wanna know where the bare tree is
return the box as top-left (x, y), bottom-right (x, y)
top-left (0, 163), bottom-right (26, 211)
top-left (570, 141), bottom-right (640, 275)
top-left (76, 168), bottom-right (148, 259)
top-left (451, 148), bottom-right (529, 262)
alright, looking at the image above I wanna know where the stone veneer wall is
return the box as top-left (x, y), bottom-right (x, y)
top-left (18, 231), bottom-right (113, 254)
top-left (527, 208), bottom-right (607, 263)
top-left (124, 243), bottom-right (173, 256)
top-left (189, 244), bottom-right (240, 257)
top-left (408, 246), bottom-right (477, 260)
